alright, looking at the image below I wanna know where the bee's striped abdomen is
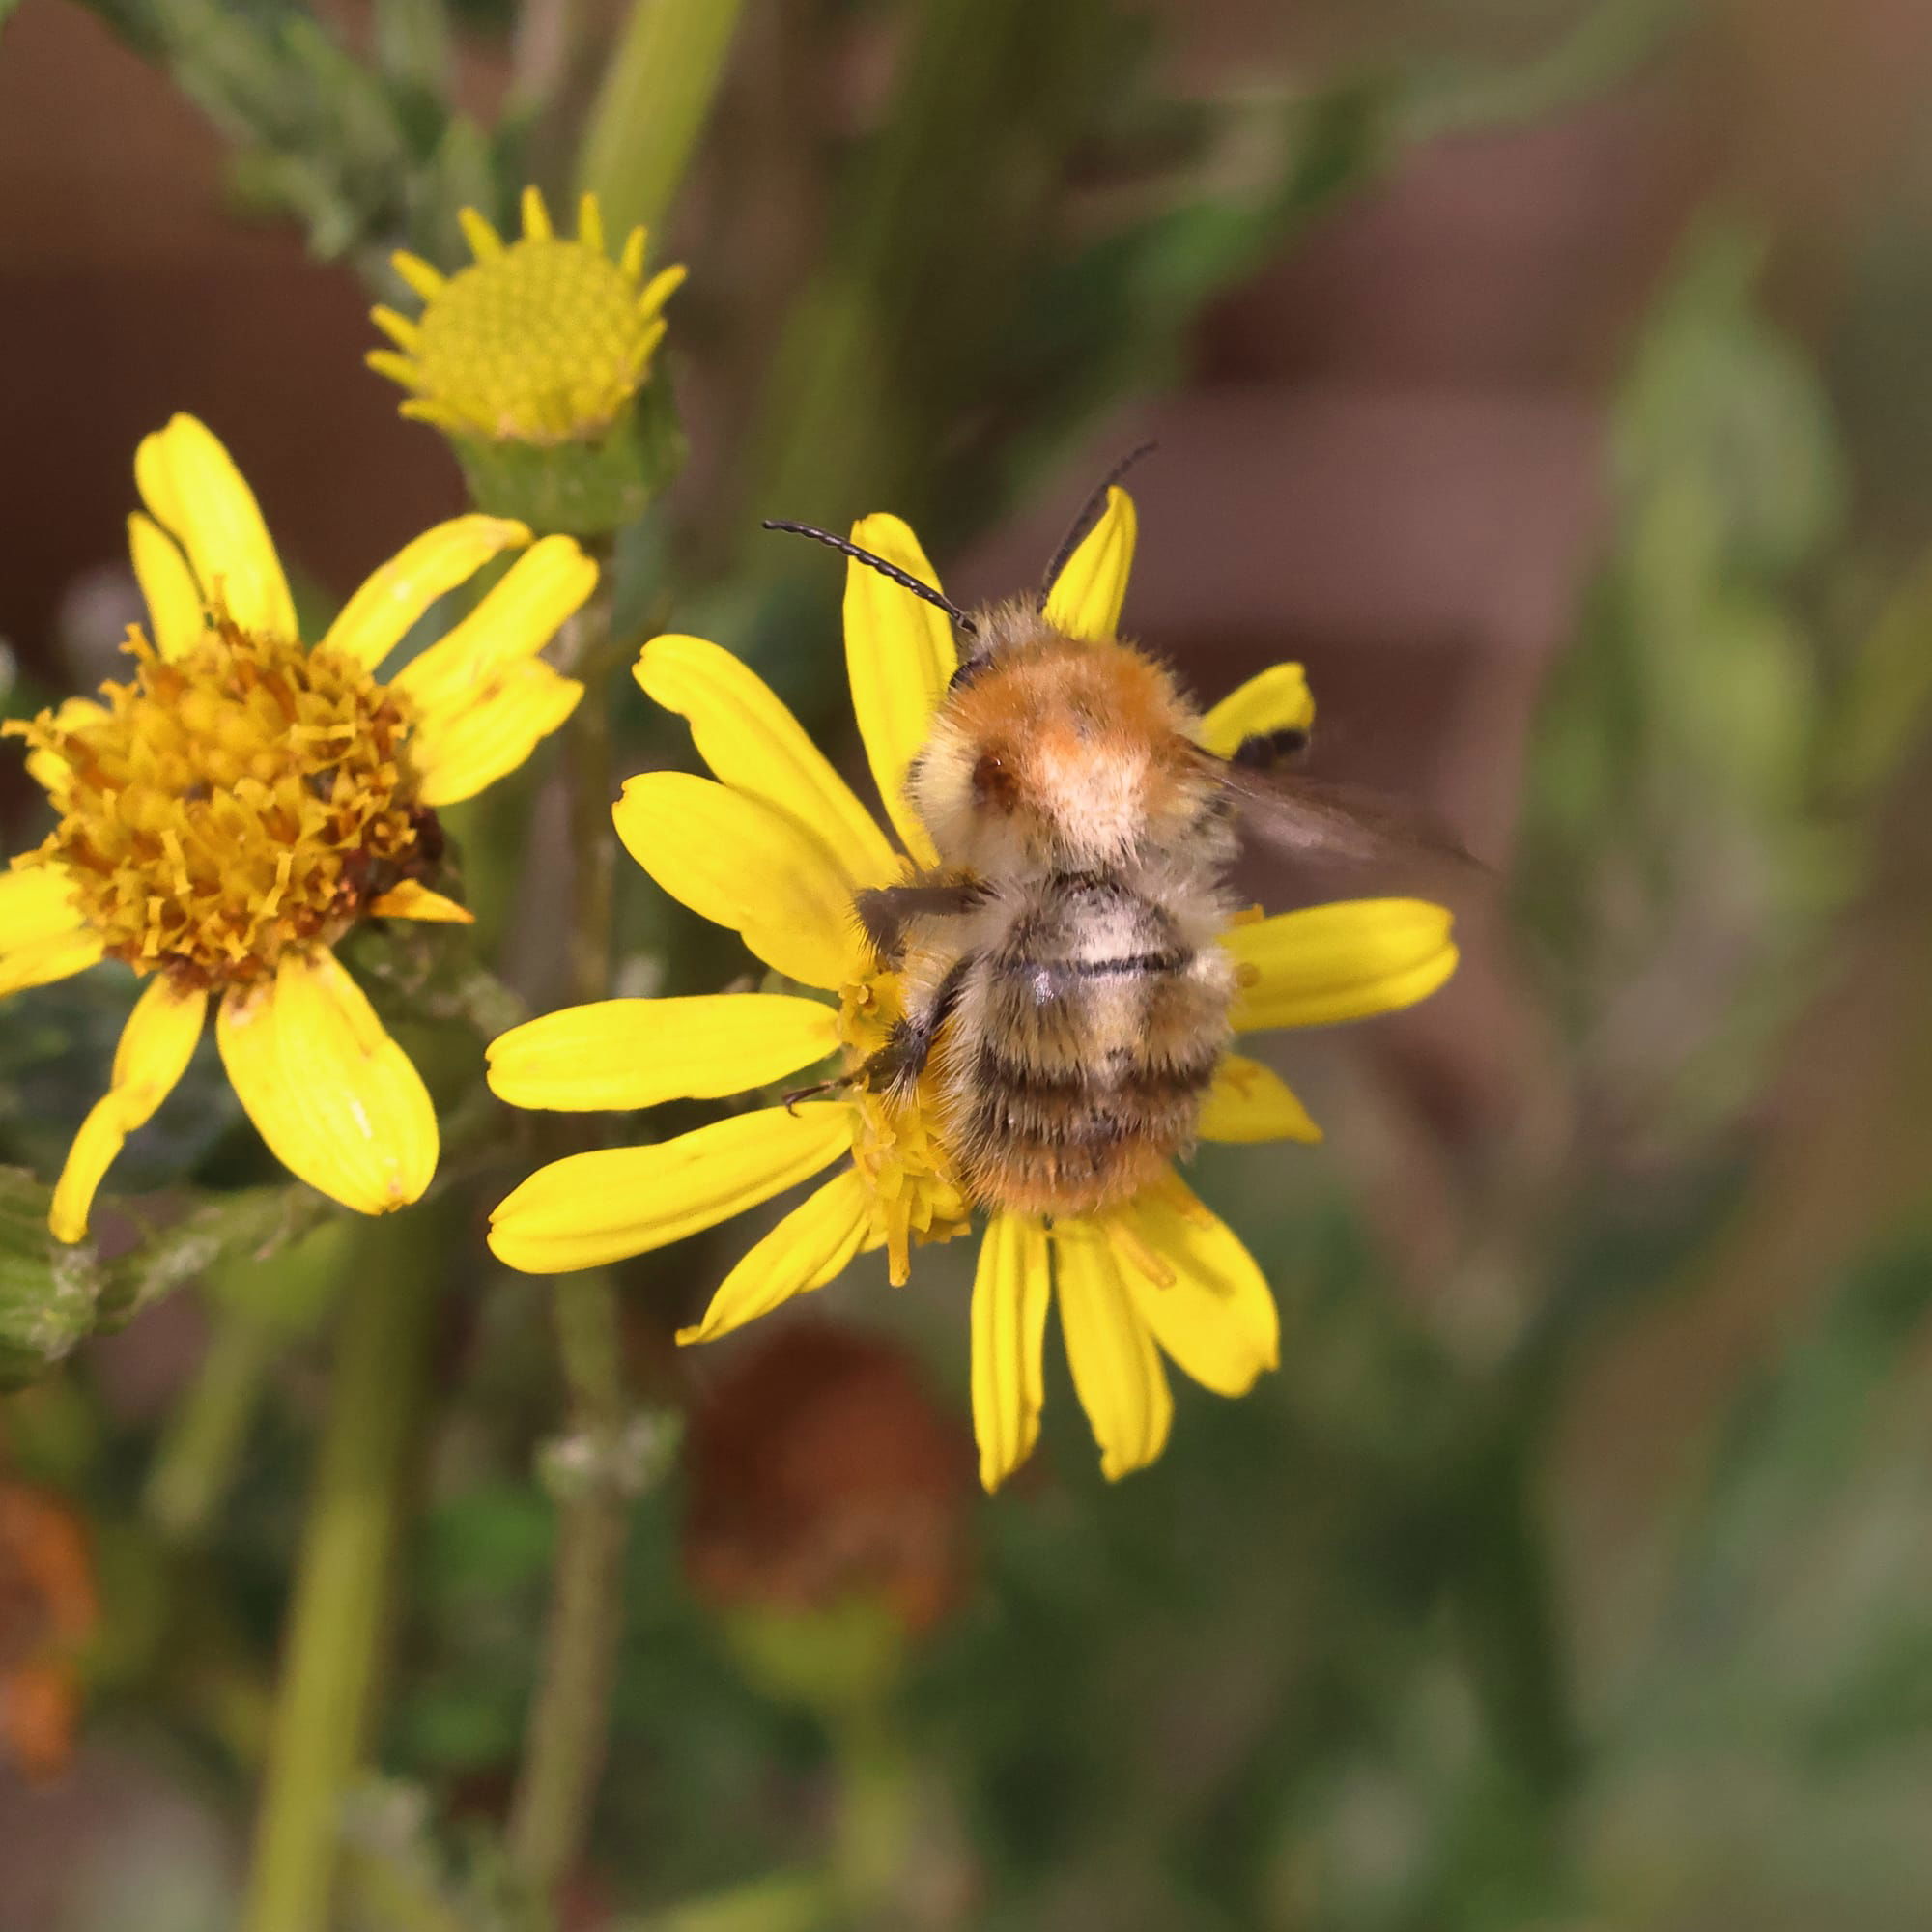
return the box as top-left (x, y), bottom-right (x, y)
top-left (936, 872), bottom-right (1236, 1217)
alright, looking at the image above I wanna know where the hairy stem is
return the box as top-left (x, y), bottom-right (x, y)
top-left (239, 1210), bottom-right (443, 1932)
top-left (507, 644), bottom-right (636, 1906)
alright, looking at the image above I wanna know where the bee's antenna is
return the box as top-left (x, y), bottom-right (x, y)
top-left (1037, 440), bottom-right (1158, 604)
top-left (762, 521), bottom-right (977, 636)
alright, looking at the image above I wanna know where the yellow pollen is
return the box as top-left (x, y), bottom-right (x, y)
top-left (372, 191), bottom-right (682, 446)
top-left (837, 972), bottom-right (972, 1286)
top-left (5, 624), bottom-right (429, 990)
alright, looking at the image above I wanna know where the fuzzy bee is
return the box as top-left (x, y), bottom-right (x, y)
top-left (767, 456), bottom-right (1463, 1221)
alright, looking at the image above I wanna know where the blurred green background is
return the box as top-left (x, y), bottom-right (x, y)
top-left (8, 0), bottom-right (1932, 1926)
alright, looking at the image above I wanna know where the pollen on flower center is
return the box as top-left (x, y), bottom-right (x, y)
top-left (7, 623), bottom-right (430, 989)
top-left (838, 975), bottom-right (973, 1286)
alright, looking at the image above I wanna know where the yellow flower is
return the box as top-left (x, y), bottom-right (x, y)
top-left (0, 414), bottom-right (596, 1242)
top-left (486, 492), bottom-right (1458, 1491)
top-left (368, 186), bottom-right (685, 447)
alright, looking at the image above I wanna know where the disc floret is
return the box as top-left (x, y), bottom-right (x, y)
top-left (7, 621), bottom-right (429, 990)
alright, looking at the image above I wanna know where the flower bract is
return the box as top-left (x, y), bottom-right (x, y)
top-left (486, 489), bottom-right (1458, 1490)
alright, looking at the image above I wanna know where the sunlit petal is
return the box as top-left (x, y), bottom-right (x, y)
top-left (409, 658), bottom-right (583, 808)
top-left (49, 977), bottom-right (207, 1243)
top-left (127, 514), bottom-right (206, 660)
top-left (677, 1167), bottom-right (870, 1343)
top-left (1052, 1219), bottom-right (1172, 1481)
top-left (322, 515), bottom-right (531, 673)
top-left (365, 882), bottom-right (474, 923)
top-left (843, 513), bottom-right (957, 865)
top-left (487, 993), bottom-right (840, 1111)
top-left (487, 1103), bottom-right (851, 1275)
top-left (1114, 1186), bottom-right (1279, 1397)
top-left (0, 867), bottom-right (103, 999)
top-left (1229, 899), bottom-right (1458, 1031)
top-left (0, 866), bottom-right (86, 951)
top-left (391, 535), bottom-right (596, 713)
top-left (1042, 484), bottom-right (1137, 643)
top-left (970, 1212), bottom-right (1051, 1493)
top-left (634, 634), bottom-right (898, 885)
top-left (1196, 1054), bottom-right (1322, 1143)
top-left (613, 773), bottom-right (862, 990)
top-left (1197, 663), bottom-right (1315, 760)
top-left (133, 414), bottom-right (297, 639)
top-left (216, 950), bottom-right (437, 1216)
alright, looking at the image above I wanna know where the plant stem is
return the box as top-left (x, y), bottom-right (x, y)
top-left (507, 649), bottom-right (636, 1906)
top-left (575, 0), bottom-right (748, 241)
top-left (239, 1210), bottom-right (443, 1932)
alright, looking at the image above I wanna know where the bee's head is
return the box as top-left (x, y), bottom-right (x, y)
top-left (911, 635), bottom-right (1210, 872)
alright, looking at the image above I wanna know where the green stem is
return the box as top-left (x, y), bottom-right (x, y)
top-left (830, 1702), bottom-right (913, 1925)
top-left (240, 1210), bottom-right (443, 1932)
top-left (507, 646), bottom-right (636, 1906)
top-left (144, 1308), bottom-right (278, 1542)
top-left (575, 0), bottom-right (748, 240)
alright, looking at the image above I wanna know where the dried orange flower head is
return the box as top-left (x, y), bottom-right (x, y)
top-left (682, 1322), bottom-right (975, 1638)
top-left (0, 1481), bottom-right (98, 1782)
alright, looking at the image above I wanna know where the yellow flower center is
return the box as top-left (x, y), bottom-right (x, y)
top-left (837, 975), bottom-right (972, 1287)
top-left (8, 624), bottom-right (428, 989)
top-left (411, 236), bottom-right (661, 446)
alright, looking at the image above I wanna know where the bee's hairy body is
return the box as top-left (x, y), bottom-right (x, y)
top-left (875, 605), bottom-right (1240, 1219)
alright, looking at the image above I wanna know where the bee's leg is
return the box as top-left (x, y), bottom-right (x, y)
top-left (861, 954), bottom-right (973, 1098)
top-left (854, 880), bottom-right (985, 968)
top-left (781, 1066), bottom-right (862, 1111)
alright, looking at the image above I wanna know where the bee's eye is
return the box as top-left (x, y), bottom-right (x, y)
top-left (971, 750), bottom-right (1019, 811)
top-left (949, 655), bottom-right (988, 693)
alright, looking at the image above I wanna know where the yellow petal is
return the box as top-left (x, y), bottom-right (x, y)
top-left (127, 513), bottom-right (207, 660)
top-left (216, 950), bottom-right (437, 1216)
top-left (0, 865), bottom-right (86, 951)
top-left (577, 191), bottom-right (606, 255)
top-left (1196, 1054), bottom-right (1322, 1144)
top-left (365, 881), bottom-right (473, 923)
top-left (0, 862), bottom-right (99, 998)
top-left (1042, 486), bottom-right (1137, 643)
top-left (321, 515), bottom-right (532, 673)
top-left (843, 513), bottom-right (957, 866)
top-left (457, 208), bottom-right (501, 261)
top-left (1229, 899), bottom-right (1459, 1032)
top-left (970, 1212), bottom-right (1051, 1493)
top-left (638, 263), bottom-right (687, 319)
top-left (677, 1167), bottom-right (870, 1344)
top-left (1197, 663), bottom-right (1315, 760)
top-left (487, 1103), bottom-right (850, 1275)
top-left (392, 250), bottom-right (447, 299)
top-left (520, 184), bottom-right (552, 241)
top-left (488, 993), bottom-right (839, 1112)
top-left (369, 304), bottom-right (419, 350)
top-left (409, 658), bottom-right (584, 808)
top-left (133, 414), bottom-right (297, 639)
top-left (1114, 1187), bottom-right (1278, 1397)
top-left (1052, 1220), bottom-right (1172, 1481)
top-left (613, 773), bottom-right (861, 991)
top-left (49, 978), bottom-right (207, 1243)
top-left (393, 536), bottom-right (596, 716)
top-left (634, 634), bottom-right (898, 887)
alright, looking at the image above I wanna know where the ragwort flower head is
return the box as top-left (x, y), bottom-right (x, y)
top-left (1, 414), bottom-right (596, 1241)
top-left (487, 492), bottom-right (1458, 1491)
top-left (370, 187), bottom-right (685, 449)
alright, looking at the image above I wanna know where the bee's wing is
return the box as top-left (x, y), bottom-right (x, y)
top-left (1210, 758), bottom-right (1482, 878)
